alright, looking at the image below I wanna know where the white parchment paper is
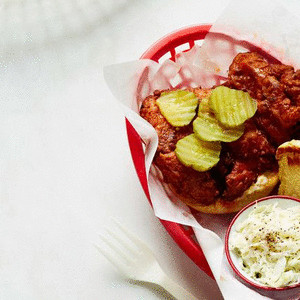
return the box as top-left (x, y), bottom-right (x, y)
top-left (104, 0), bottom-right (300, 299)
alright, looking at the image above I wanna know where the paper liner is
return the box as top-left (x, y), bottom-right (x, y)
top-left (104, 0), bottom-right (300, 299)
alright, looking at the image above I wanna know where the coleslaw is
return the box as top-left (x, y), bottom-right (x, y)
top-left (230, 203), bottom-right (300, 287)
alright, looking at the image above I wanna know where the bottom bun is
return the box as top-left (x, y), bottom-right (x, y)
top-left (168, 171), bottom-right (279, 214)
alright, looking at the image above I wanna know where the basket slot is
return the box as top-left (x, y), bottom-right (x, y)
top-left (194, 39), bottom-right (204, 47)
top-left (175, 42), bottom-right (192, 54)
top-left (158, 51), bottom-right (172, 64)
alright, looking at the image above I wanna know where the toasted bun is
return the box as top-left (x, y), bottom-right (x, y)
top-left (276, 140), bottom-right (300, 199)
top-left (168, 171), bottom-right (279, 214)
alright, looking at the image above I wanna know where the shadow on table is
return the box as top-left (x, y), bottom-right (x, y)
top-left (130, 280), bottom-right (177, 300)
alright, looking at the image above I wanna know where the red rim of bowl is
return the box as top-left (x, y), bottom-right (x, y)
top-left (225, 195), bottom-right (300, 291)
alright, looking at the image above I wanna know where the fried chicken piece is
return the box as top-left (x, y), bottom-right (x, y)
top-left (228, 120), bottom-right (275, 158)
top-left (227, 52), bottom-right (270, 100)
top-left (213, 120), bottom-right (276, 201)
top-left (140, 91), bottom-right (178, 154)
top-left (139, 53), bottom-right (300, 206)
top-left (227, 120), bottom-right (277, 172)
top-left (281, 69), bottom-right (300, 106)
top-left (192, 87), bottom-right (212, 99)
top-left (227, 52), bottom-right (300, 145)
top-left (223, 161), bottom-right (257, 201)
top-left (140, 89), bottom-right (211, 153)
top-left (155, 152), bottom-right (219, 205)
top-left (211, 120), bottom-right (277, 201)
top-left (140, 88), bottom-right (219, 205)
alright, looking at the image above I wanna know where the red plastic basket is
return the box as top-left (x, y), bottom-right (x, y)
top-left (126, 24), bottom-right (214, 279)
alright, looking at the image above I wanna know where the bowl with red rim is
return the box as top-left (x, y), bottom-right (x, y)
top-left (225, 195), bottom-right (300, 291)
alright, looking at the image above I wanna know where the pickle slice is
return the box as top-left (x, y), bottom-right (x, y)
top-left (198, 98), bottom-right (211, 115)
top-left (175, 134), bottom-right (221, 172)
top-left (209, 86), bottom-right (257, 127)
top-left (156, 90), bottom-right (198, 126)
top-left (193, 114), bottom-right (244, 142)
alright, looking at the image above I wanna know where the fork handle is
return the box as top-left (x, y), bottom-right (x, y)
top-left (159, 274), bottom-right (203, 300)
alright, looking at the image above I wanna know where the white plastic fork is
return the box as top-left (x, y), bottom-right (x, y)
top-left (95, 220), bottom-right (203, 300)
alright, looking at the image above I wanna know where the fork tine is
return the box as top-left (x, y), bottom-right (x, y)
top-left (94, 242), bottom-right (127, 275)
top-left (111, 218), bottom-right (150, 252)
top-left (105, 227), bottom-right (140, 257)
top-left (98, 234), bottom-right (133, 265)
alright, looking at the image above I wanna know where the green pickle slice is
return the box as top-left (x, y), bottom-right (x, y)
top-left (193, 113), bottom-right (244, 142)
top-left (209, 86), bottom-right (257, 127)
top-left (175, 134), bottom-right (221, 172)
top-left (156, 90), bottom-right (198, 126)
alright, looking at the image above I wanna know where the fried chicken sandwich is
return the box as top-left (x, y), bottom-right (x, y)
top-left (140, 52), bottom-right (300, 214)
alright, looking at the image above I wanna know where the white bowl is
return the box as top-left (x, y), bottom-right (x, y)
top-left (225, 195), bottom-right (300, 291)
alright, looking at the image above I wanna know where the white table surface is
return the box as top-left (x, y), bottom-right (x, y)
top-left (0, 0), bottom-right (299, 299)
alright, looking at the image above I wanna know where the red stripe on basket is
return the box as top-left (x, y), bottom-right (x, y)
top-left (125, 119), bottom-right (151, 200)
top-left (125, 118), bottom-right (214, 279)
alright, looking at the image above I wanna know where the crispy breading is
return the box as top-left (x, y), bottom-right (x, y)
top-left (227, 52), bottom-right (300, 145)
top-left (140, 89), bottom-right (219, 205)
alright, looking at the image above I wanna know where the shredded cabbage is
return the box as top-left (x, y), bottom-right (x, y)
top-left (230, 203), bottom-right (300, 287)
